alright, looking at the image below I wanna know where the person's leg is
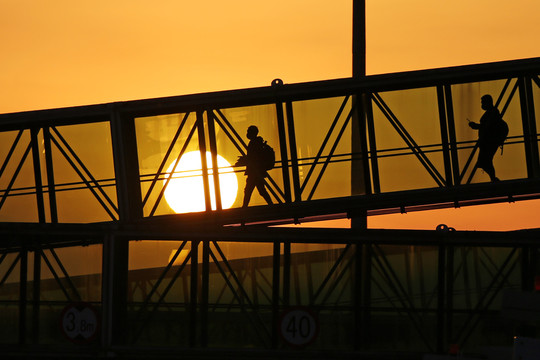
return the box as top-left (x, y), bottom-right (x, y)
top-left (242, 177), bottom-right (256, 207)
top-left (478, 145), bottom-right (499, 181)
top-left (255, 179), bottom-right (272, 205)
top-left (485, 145), bottom-right (499, 181)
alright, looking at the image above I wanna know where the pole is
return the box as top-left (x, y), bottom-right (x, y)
top-left (353, 0), bottom-right (366, 79)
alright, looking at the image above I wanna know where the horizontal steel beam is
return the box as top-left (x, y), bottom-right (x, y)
top-left (1, 217), bottom-right (539, 251)
top-left (0, 178), bottom-right (539, 251)
top-left (1, 57), bottom-right (539, 128)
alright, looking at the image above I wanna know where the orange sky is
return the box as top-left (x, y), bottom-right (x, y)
top-left (1, 0), bottom-right (539, 231)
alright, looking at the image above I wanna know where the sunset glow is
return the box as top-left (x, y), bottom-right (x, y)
top-left (164, 151), bottom-right (238, 213)
top-left (1, 1), bottom-right (539, 230)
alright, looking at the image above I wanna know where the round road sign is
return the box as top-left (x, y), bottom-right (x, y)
top-left (280, 307), bottom-right (318, 347)
top-left (60, 302), bottom-right (99, 343)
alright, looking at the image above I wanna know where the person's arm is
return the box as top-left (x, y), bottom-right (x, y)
top-left (234, 154), bottom-right (247, 167)
top-left (468, 118), bottom-right (480, 130)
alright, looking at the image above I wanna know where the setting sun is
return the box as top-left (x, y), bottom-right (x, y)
top-left (163, 151), bottom-right (239, 213)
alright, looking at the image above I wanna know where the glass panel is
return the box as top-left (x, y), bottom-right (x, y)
top-left (292, 97), bottom-right (353, 200)
top-left (128, 240), bottom-right (192, 346)
top-left (289, 243), bottom-right (351, 350)
top-left (48, 122), bottom-right (116, 223)
top-left (128, 240), bottom-right (188, 272)
top-left (451, 79), bottom-right (527, 183)
top-left (216, 105), bottom-right (281, 208)
top-left (135, 104), bottom-right (280, 216)
top-left (533, 76), bottom-right (540, 157)
top-left (0, 252), bottom-right (20, 344)
top-left (369, 245), bottom-right (439, 352)
top-left (206, 241), bottom-right (274, 348)
top-left (372, 87), bottom-right (444, 192)
top-left (127, 240), bottom-right (276, 347)
top-left (35, 245), bottom-right (103, 302)
top-left (450, 247), bottom-right (520, 349)
top-left (55, 187), bottom-right (117, 223)
top-left (0, 130), bottom-right (39, 222)
top-left (34, 244), bottom-right (102, 344)
top-left (136, 112), bottom-right (200, 216)
top-left (0, 122), bottom-right (116, 223)
top-left (289, 242), bottom-right (349, 304)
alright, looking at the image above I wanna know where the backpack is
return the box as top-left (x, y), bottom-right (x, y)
top-left (259, 141), bottom-right (276, 171)
top-left (493, 117), bottom-right (509, 152)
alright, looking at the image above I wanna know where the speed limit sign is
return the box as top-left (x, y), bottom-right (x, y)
top-left (280, 307), bottom-right (318, 347)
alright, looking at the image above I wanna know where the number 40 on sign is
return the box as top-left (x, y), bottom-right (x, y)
top-left (280, 307), bottom-right (318, 347)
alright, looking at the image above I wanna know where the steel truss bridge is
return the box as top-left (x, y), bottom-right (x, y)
top-left (1, 57), bottom-right (540, 359)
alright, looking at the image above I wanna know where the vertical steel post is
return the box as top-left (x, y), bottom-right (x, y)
top-left (524, 77), bottom-right (540, 177)
top-left (437, 243), bottom-right (446, 353)
top-left (363, 241), bottom-right (372, 348)
top-left (285, 102), bottom-right (301, 202)
top-left (446, 245), bottom-right (454, 346)
top-left (36, 127), bottom-right (59, 344)
top-left (353, 212), bottom-right (370, 349)
top-left (201, 240), bottom-right (209, 347)
top-left (189, 240), bottom-right (199, 347)
top-left (271, 240), bottom-right (281, 348)
top-left (101, 234), bottom-right (129, 346)
top-left (19, 247), bottom-right (27, 345)
top-left (352, 95), bottom-right (370, 348)
top-left (30, 128), bottom-right (45, 223)
top-left (283, 241), bottom-right (291, 307)
top-left (275, 102), bottom-right (292, 203)
top-left (352, 0), bottom-right (366, 79)
top-left (207, 110), bottom-right (222, 210)
top-left (352, 94), bottom-right (371, 196)
top-left (365, 95), bottom-right (380, 193)
top-left (30, 127), bottom-right (44, 343)
top-left (43, 127), bottom-right (58, 223)
top-left (32, 246), bottom-right (40, 344)
top-left (362, 95), bottom-right (373, 195)
top-left (352, 1), bottom-right (370, 350)
top-left (352, 0), bottom-right (369, 195)
top-left (518, 77), bottom-right (536, 178)
top-left (109, 110), bottom-right (143, 221)
top-left (437, 86), bottom-right (453, 186)
top-left (104, 109), bottom-right (142, 347)
top-left (444, 85), bottom-right (460, 186)
top-left (350, 69), bottom-right (373, 350)
top-left (197, 111), bottom-right (212, 212)
top-left (519, 77), bottom-right (540, 178)
top-left (354, 240), bottom-right (363, 350)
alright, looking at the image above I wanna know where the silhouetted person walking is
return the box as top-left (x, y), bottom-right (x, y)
top-left (236, 125), bottom-right (273, 207)
top-left (468, 94), bottom-right (506, 182)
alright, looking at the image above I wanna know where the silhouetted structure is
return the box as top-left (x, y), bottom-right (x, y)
top-left (236, 125), bottom-right (273, 207)
top-left (468, 94), bottom-right (506, 182)
top-left (0, 57), bottom-right (539, 359)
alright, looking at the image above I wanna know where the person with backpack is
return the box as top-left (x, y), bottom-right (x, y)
top-left (235, 125), bottom-right (273, 207)
top-left (468, 94), bottom-right (508, 182)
